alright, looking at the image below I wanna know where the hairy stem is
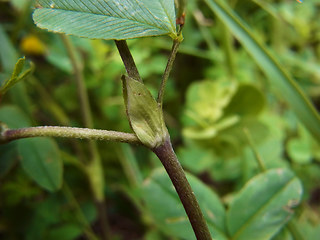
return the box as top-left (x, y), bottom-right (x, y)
top-left (115, 40), bottom-right (142, 82)
top-left (153, 139), bottom-right (212, 240)
top-left (157, 39), bottom-right (181, 108)
top-left (0, 126), bottom-right (140, 144)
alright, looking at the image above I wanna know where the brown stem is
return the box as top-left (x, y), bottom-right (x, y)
top-left (115, 40), bottom-right (142, 82)
top-left (61, 35), bottom-right (94, 128)
top-left (95, 200), bottom-right (112, 240)
top-left (153, 139), bottom-right (212, 240)
top-left (157, 39), bottom-right (181, 108)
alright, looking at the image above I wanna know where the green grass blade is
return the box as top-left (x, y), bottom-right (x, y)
top-left (204, 0), bottom-right (320, 142)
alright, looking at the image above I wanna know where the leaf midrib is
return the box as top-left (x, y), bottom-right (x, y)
top-left (230, 177), bottom-right (296, 240)
top-left (37, 3), bottom-right (175, 35)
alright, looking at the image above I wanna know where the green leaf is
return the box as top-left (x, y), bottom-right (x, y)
top-left (0, 24), bottom-right (18, 72)
top-left (0, 105), bottom-right (31, 128)
top-left (46, 224), bottom-right (83, 240)
top-left (224, 84), bottom-right (265, 117)
top-left (18, 137), bottom-right (63, 192)
top-left (122, 76), bottom-right (168, 148)
top-left (0, 57), bottom-right (35, 97)
top-left (143, 168), bottom-right (227, 240)
top-left (271, 228), bottom-right (293, 240)
top-left (0, 105), bottom-right (31, 177)
top-left (177, 146), bottom-right (214, 174)
top-left (11, 0), bottom-right (32, 12)
top-left (287, 138), bottom-right (312, 164)
top-left (286, 125), bottom-right (318, 164)
top-left (227, 168), bottom-right (303, 240)
top-left (184, 79), bottom-right (236, 126)
top-left (204, 0), bottom-right (320, 142)
top-left (33, 0), bottom-right (177, 40)
top-left (0, 142), bottom-right (18, 177)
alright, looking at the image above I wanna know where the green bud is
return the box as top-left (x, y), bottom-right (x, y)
top-left (0, 58), bottom-right (34, 97)
top-left (122, 75), bottom-right (168, 149)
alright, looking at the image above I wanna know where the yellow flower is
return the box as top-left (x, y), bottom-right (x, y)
top-left (20, 35), bottom-right (46, 55)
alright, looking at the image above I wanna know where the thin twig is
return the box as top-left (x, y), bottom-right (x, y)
top-left (115, 40), bottom-right (142, 82)
top-left (157, 39), bottom-right (181, 108)
top-left (221, 23), bottom-right (235, 77)
top-left (63, 184), bottom-right (99, 240)
top-left (243, 128), bottom-right (267, 172)
top-left (61, 35), bottom-right (94, 129)
top-left (0, 126), bottom-right (140, 144)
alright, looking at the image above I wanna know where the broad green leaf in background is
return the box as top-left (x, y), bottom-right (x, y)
top-left (177, 147), bottom-right (214, 174)
top-left (18, 137), bottom-right (63, 192)
top-left (144, 230), bottom-right (165, 240)
top-left (46, 224), bottom-right (83, 240)
top-left (33, 0), bottom-right (177, 40)
top-left (0, 105), bottom-right (31, 129)
top-left (271, 228), bottom-right (293, 240)
top-left (184, 79), bottom-right (236, 126)
top-left (0, 105), bottom-right (31, 177)
top-left (227, 168), bottom-right (303, 240)
top-left (286, 125), bottom-right (320, 164)
top-left (224, 84), bottom-right (265, 117)
top-left (0, 25), bottom-right (18, 73)
top-left (143, 168), bottom-right (227, 240)
top-left (287, 138), bottom-right (312, 164)
top-left (0, 142), bottom-right (18, 177)
top-left (25, 195), bottom-right (95, 240)
top-left (204, 0), bottom-right (320, 142)
top-left (289, 213), bottom-right (320, 240)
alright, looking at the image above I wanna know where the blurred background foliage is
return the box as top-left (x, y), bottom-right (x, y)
top-left (0, 0), bottom-right (319, 239)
